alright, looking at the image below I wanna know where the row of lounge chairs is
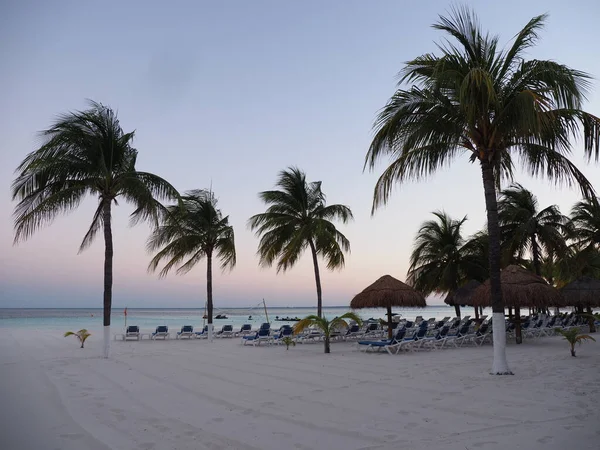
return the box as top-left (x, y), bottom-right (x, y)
top-left (357, 312), bottom-right (593, 354)
top-left (120, 324), bottom-right (256, 340)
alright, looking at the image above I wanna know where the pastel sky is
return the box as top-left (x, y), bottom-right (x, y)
top-left (1, 0), bottom-right (599, 309)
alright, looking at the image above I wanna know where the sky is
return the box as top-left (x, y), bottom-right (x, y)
top-left (1, 0), bottom-right (599, 309)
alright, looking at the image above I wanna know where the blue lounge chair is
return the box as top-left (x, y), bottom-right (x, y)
top-left (217, 324), bottom-right (234, 338)
top-left (152, 325), bottom-right (169, 340)
top-left (358, 327), bottom-right (407, 354)
top-left (125, 325), bottom-right (140, 340)
top-left (388, 325), bottom-right (429, 353)
top-left (273, 326), bottom-right (294, 343)
top-left (237, 324), bottom-right (253, 337)
top-left (177, 325), bottom-right (194, 339)
top-left (195, 325), bottom-right (209, 339)
top-left (242, 328), bottom-right (272, 346)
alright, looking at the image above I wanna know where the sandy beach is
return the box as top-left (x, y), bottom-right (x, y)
top-left (1, 327), bottom-right (598, 450)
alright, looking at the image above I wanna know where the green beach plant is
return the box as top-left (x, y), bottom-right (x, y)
top-left (293, 312), bottom-right (362, 354)
top-left (12, 101), bottom-right (179, 358)
top-left (248, 167), bottom-right (353, 317)
top-left (64, 329), bottom-right (91, 348)
top-left (555, 328), bottom-right (595, 357)
top-left (364, 8), bottom-right (600, 374)
top-left (281, 336), bottom-right (296, 350)
top-left (147, 189), bottom-right (236, 340)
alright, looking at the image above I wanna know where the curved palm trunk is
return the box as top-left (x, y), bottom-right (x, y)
top-left (531, 235), bottom-right (542, 277)
top-left (207, 251), bottom-right (214, 342)
top-left (308, 240), bottom-right (323, 318)
top-left (324, 334), bottom-right (331, 353)
top-left (387, 305), bottom-right (393, 339)
top-left (481, 159), bottom-right (512, 374)
top-left (102, 201), bottom-right (113, 358)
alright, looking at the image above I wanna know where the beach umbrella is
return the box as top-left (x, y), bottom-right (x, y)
top-left (350, 275), bottom-right (427, 339)
top-left (444, 280), bottom-right (482, 318)
top-left (471, 265), bottom-right (564, 343)
top-left (561, 276), bottom-right (600, 332)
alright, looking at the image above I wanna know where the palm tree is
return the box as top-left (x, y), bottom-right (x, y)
top-left (499, 184), bottom-right (570, 277)
top-left (570, 198), bottom-right (600, 249)
top-left (147, 190), bottom-right (236, 340)
top-left (555, 328), bottom-right (595, 357)
top-left (293, 312), bottom-right (362, 353)
top-left (12, 101), bottom-right (179, 358)
top-left (365, 8), bottom-right (599, 374)
top-left (407, 211), bottom-right (487, 318)
top-left (248, 167), bottom-right (353, 317)
top-left (64, 329), bottom-right (91, 348)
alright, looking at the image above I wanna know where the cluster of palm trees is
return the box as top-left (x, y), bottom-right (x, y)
top-left (408, 184), bottom-right (600, 316)
top-left (11, 103), bottom-right (352, 356)
top-left (365, 8), bottom-right (600, 374)
top-left (11, 8), bottom-right (600, 374)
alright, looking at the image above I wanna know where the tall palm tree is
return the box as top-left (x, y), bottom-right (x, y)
top-left (248, 167), bottom-right (353, 317)
top-left (12, 101), bottom-right (179, 358)
top-left (147, 190), bottom-right (236, 340)
top-left (365, 8), bottom-right (600, 374)
top-left (570, 198), bottom-right (600, 249)
top-left (498, 184), bottom-right (570, 276)
top-left (407, 211), bottom-right (487, 318)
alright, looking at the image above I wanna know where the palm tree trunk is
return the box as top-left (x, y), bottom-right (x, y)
top-left (481, 159), bottom-right (511, 374)
top-left (102, 200), bottom-right (113, 359)
top-left (387, 305), bottom-right (393, 339)
top-left (207, 251), bottom-right (214, 342)
top-left (454, 304), bottom-right (461, 318)
top-left (308, 240), bottom-right (323, 318)
top-left (324, 335), bottom-right (330, 353)
top-left (531, 235), bottom-right (542, 276)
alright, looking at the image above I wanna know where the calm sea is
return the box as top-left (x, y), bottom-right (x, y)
top-left (0, 306), bottom-right (485, 332)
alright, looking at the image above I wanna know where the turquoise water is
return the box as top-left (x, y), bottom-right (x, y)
top-left (0, 306), bottom-right (476, 332)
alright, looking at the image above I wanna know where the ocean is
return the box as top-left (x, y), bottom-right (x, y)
top-left (0, 305), bottom-right (486, 332)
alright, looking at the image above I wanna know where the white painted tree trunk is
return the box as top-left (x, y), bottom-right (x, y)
top-left (208, 324), bottom-right (213, 342)
top-left (103, 326), bottom-right (111, 358)
top-left (491, 312), bottom-right (512, 375)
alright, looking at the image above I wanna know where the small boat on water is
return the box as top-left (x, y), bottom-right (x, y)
top-left (215, 314), bottom-right (228, 319)
top-left (275, 316), bottom-right (301, 322)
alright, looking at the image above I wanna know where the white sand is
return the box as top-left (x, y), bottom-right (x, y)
top-left (1, 327), bottom-right (599, 450)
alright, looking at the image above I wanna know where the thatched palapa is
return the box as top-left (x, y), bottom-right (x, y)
top-left (561, 277), bottom-right (600, 308)
top-left (351, 275), bottom-right (426, 339)
top-left (471, 265), bottom-right (564, 308)
top-left (444, 280), bottom-right (481, 307)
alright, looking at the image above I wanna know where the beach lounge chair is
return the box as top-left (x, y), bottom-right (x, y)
top-left (344, 324), bottom-right (362, 340)
top-left (216, 324), bottom-right (234, 338)
top-left (125, 325), bottom-right (140, 340)
top-left (242, 328), bottom-right (272, 346)
top-left (195, 325), bottom-right (209, 339)
top-left (435, 322), bottom-right (471, 349)
top-left (273, 327), bottom-right (294, 344)
top-left (152, 326), bottom-right (169, 340)
top-left (357, 327), bottom-right (407, 353)
top-left (415, 326), bottom-right (451, 350)
top-left (237, 324), bottom-right (253, 337)
top-left (177, 325), bottom-right (194, 339)
top-left (393, 324), bottom-right (429, 353)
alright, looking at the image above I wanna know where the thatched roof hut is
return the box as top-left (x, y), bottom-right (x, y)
top-left (561, 277), bottom-right (600, 308)
top-left (471, 265), bottom-right (564, 308)
top-left (350, 275), bottom-right (426, 338)
top-left (444, 280), bottom-right (481, 307)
